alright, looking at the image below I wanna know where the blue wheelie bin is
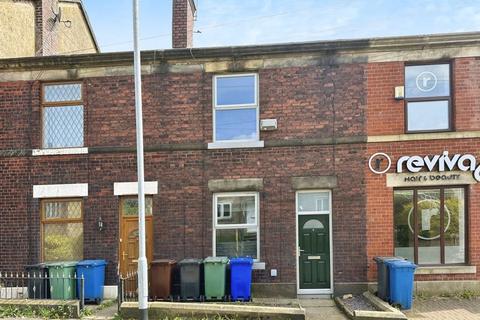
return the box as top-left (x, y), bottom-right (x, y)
top-left (373, 257), bottom-right (404, 301)
top-left (230, 257), bottom-right (253, 301)
top-left (76, 260), bottom-right (107, 304)
top-left (387, 260), bottom-right (417, 309)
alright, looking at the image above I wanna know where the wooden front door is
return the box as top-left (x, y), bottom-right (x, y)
top-left (298, 214), bottom-right (330, 290)
top-left (119, 197), bottom-right (154, 277)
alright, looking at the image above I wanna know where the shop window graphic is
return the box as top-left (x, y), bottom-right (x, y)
top-left (394, 188), bottom-right (465, 265)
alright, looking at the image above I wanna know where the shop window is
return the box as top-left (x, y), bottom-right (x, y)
top-left (213, 193), bottom-right (259, 259)
top-left (42, 83), bottom-right (84, 148)
top-left (213, 74), bottom-right (259, 142)
top-left (41, 199), bottom-right (83, 261)
top-left (404, 64), bottom-right (451, 132)
top-left (394, 187), bottom-right (466, 265)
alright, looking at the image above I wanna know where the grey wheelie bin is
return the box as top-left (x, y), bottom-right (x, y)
top-left (179, 259), bottom-right (202, 301)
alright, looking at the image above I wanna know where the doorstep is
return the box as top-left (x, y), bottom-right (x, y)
top-left (120, 301), bottom-right (305, 319)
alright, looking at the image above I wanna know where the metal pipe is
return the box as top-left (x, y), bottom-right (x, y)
top-left (132, 0), bottom-right (148, 319)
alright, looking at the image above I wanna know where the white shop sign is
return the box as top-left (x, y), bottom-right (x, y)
top-left (369, 151), bottom-right (480, 183)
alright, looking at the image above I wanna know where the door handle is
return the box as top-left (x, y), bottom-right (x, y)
top-left (122, 251), bottom-right (128, 261)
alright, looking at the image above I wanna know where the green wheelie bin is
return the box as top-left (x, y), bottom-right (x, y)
top-left (203, 257), bottom-right (229, 300)
top-left (46, 261), bottom-right (78, 300)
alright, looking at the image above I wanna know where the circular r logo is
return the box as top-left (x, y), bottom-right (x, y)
top-left (416, 71), bottom-right (437, 92)
top-left (368, 152), bottom-right (392, 174)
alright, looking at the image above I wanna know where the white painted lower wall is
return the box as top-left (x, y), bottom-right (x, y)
top-left (103, 285), bottom-right (118, 299)
top-left (0, 287), bottom-right (27, 299)
top-left (0, 285), bottom-right (116, 300)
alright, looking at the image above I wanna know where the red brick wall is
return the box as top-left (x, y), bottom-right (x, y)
top-left (84, 64), bottom-right (367, 149)
top-left (366, 62), bottom-right (404, 135)
top-left (2, 55), bottom-right (478, 288)
top-left (365, 57), bottom-right (480, 283)
top-left (454, 58), bottom-right (480, 131)
top-left (0, 81), bottom-right (38, 149)
top-left (367, 58), bottom-right (480, 135)
top-left (0, 63), bottom-right (369, 286)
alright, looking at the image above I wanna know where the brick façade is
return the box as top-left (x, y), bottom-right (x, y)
top-left (0, 62), bottom-right (368, 289)
top-left (1, 35), bottom-right (480, 294)
top-left (366, 57), bottom-right (480, 283)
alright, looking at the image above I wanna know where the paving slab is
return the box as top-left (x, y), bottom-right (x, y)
top-left (404, 297), bottom-right (480, 320)
top-left (254, 296), bottom-right (348, 320)
top-left (298, 299), bottom-right (348, 320)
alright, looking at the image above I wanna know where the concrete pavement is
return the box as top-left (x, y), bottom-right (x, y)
top-left (405, 297), bottom-right (480, 320)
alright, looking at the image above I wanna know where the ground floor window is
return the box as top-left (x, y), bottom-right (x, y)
top-left (213, 192), bottom-right (259, 259)
top-left (41, 199), bottom-right (83, 261)
top-left (394, 187), bottom-right (466, 265)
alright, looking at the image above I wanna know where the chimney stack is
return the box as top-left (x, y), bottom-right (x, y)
top-left (34, 0), bottom-right (58, 56)
top-left (172, 0), bottom-right (196, 48)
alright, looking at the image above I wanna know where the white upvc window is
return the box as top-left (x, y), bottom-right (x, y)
top-left (213, 192), bottom-right (259, 260)
top-left (297, 190), bottom-right (331, 214)
top-left (209, 74), bottom-right (263, 149)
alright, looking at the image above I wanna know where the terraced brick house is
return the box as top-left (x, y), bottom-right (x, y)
top-left (0, 0), bottom-right (479, 298)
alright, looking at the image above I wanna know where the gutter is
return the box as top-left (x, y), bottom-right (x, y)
top-left (1, 31), bottom-right (480, 70)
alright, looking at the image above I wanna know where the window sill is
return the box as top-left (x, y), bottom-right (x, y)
top-left (415, 265), bottom-right (476, 275)
top-left (32, 147), bottom-right (88, 156)
top-left (253, 262), bottom-right (266, 270)
top-left (208, 140), bottom-right (264, 149)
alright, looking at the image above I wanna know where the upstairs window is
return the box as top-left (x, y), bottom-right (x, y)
top-left (213, 74), bottom-right (259, 142)
top-left (405, 64), bottom-right (451, 132)
top-left (42, 83), bottom-right (84, 148)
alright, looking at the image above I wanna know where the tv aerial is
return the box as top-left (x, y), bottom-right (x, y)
top-left (52, 6), bottom-right (72, 28)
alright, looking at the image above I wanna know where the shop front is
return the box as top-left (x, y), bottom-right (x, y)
top-left (367, 146), bottom-right (480, 294)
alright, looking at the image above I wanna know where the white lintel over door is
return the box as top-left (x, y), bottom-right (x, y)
top-left (113, 181), bottom-right (158, 195)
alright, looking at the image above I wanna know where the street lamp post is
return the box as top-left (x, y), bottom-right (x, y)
top-left (132, 0), bottom-right (148, 319)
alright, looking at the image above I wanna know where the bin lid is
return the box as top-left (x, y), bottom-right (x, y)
top-left (25, 263), bottom-right (47, 268)
top-left (204, 256), bottom-right (229, 264)
top-left (388, 260), bottom-right (417, 269)
top-left (45, 261), bottom-right (78, 268)
top-left (373, 256), bottom-right (405, 263)
top-left (151, 259), bottom-right (176, 265)
top-left (229, 257), bottom-right (254, 265)
top-left (77, 260), bottom-right (107, 267)
top-left (179, 258), bottom-right (202, 265)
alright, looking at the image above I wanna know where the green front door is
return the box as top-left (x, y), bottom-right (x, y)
top-left (298, 214), bottom-right (330, 290)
